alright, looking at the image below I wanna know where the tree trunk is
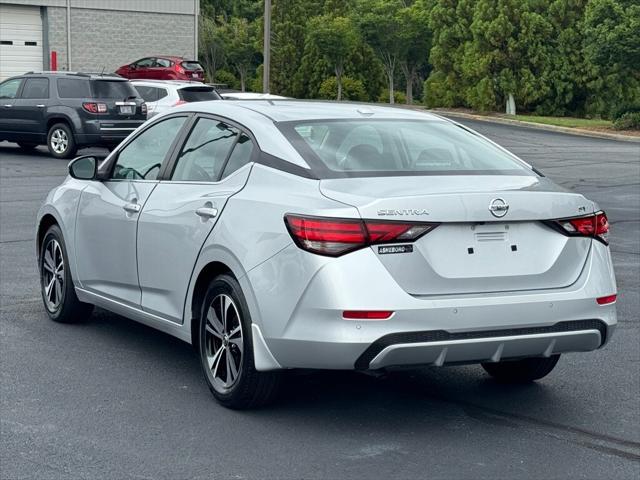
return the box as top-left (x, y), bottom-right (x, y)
top-left (389, 74), bottom-right (394, 105)
top-left (506, 93), bottom-right (516, 115)
top-left (400, 62), bottom-right (414, 105)
top-left (240, 75), bottom-right (246, 92)
top-left (336, 65), bottom-right (343, 101)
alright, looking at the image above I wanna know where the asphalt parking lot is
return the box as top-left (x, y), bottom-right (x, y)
top-left (1, 121), bottom-right (639, 479)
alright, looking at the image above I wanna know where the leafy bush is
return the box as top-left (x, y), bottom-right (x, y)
top-left (377, 89), bottom-right (406, 104)
top-left (423, 72), bottom-right (460, 108)
top-left (317, 76), bottom-right (368, 101)
top-left (613, 112), bottom-right (640, 130)
top-left (214, 70), bottom-right (240, 90)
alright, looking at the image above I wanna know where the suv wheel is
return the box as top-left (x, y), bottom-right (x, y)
top-left (47, 123), bottom-right (77, 159)
top-left (481, 355), bottom-right (560, 383)
top-left (39, 224), bottom-right (94, 323)
top-left (198, 274), bottom-right (281, 409)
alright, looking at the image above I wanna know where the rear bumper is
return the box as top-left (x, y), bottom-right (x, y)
top-left (76, 119), bottom-right (145, 146)
top-left (246, 240), bottom-right (617, 371)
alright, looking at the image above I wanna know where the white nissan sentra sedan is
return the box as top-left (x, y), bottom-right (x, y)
top-left (36, 101), bottom-right (617, 408)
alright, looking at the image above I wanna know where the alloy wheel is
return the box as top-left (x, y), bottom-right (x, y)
top-left (50, 129), bottom-right (68, 154)
top-left (42, 239), bottom-right (64, 311)
top-left (204, 294), bottom-right (244, 390)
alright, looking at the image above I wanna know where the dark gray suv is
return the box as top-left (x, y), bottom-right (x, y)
top-left (0, 72), bottom-right (147, 158)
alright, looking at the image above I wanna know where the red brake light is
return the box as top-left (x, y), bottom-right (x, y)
top-left (174, 99), bottom-right (187, 107)
top-left (176, 64), bottom-right (185, 74)
top-left (596, 294), bottom-right (617, 305)
top-left (343, 311), bottom-right (393, 320)
top-left (554, 211), bottom-right (609, 244)
top-left (284, 214), bottom-right (438, 257)
top-left (82, 102), bottom-right (107, 114)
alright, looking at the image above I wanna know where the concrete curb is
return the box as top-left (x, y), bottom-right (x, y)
top-left (432, 110), bottom-right (640, 144)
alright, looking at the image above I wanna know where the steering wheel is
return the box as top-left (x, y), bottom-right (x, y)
top-left (115, 166), bottom-right (144, 180)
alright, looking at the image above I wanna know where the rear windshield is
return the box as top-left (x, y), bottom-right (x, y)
top-left (181, 61), bottom-right (203, 71)
top-left (279, 119), bottom-right (534, 178)
top-left (91, 80), bottom-right (138, 100)
top-left (178, 86), bottom-right (221, 102)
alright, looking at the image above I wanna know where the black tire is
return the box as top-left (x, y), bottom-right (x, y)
top-left (482, 355), bottom-right (560, 383)
top-left (198, 274), bottom-right (280, 409)
top-left (18, 142), bottom-right (38, 151)
top-left (47, 122), bottom-right (77, 159)
top-left (39, 224), bottom-right (94, 323)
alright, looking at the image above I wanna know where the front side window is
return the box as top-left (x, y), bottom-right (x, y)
top-left (171, 118), bottom-right (239, 182)
top-left (135, 58), bottom-right (155, 68)
top-left (21, 78), bottom-right (49, 99)
top-left (112, 116), bottom-right (187, 180)
top-left (283, 119), bottom-right (533, 177)
top-left (0, 78), bottom-right (23, 99)
top-left (155, 58), bottom-right (171, 68)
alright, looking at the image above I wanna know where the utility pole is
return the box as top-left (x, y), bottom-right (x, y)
top-left (263, 0), bottom-right (271, 93)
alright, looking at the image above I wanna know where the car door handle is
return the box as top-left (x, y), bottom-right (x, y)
top-left (36, 104), bottom-right (45, 108)
top-left (195, 207), bottom-right (218, 219)
top-left (123, 202), bottom-right (141, 213)
top-left (3, 104), bottom-right (11, 108)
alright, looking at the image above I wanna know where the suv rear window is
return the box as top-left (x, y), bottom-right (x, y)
top-left (280, 119), bottom-right (533, 178)
top-left (91, 80), bottom-right (138, 100)
top-left (181, 61), bottom-right (203, 71)
top-left (178, 86), bottom-right (220, 102)
top-left (57, 78), bottom-right (91, 98)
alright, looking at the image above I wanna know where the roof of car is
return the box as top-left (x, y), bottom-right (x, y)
top-left (185, 99), bottom-right (446, 123)
top-left (22, 71), bottom-right (125, 80)
top-left (130, 79), bottom-right (210, 87)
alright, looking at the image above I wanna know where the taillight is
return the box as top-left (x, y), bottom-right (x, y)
top-left (141, 102), bottom-right (147, 115)
top-left (176, 64), bottom-right (185, 74)
top-left (596, 294), bottom-right (617, 305)
top-left (343, 311), bottom-right (393, 320)
top-left (173, 99), bottom-right (187, 107)
top-left (551, 211), bottom-right (609, 244)
top-left (82, 102), bottom-right (107, 114)
top-left (284, 214), bottom-right (438, 257)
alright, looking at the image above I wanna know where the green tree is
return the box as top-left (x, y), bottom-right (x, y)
top-left (199, 15), bottom-right (226, 82)
top-left (397, 0), bottom-right (433, 104)
top-left (306, 15), bottom-right (359, 100)
top-left (220, 17), bottom-right (259, 91)
top-left (357, 0), bottom-right (405, 104)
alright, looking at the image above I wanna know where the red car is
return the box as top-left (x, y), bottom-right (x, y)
top-left (115, 56), bottom-right (205, 82)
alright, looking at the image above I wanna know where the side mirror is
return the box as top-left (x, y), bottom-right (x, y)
top-left (68, 155), bottom-right (97, 180)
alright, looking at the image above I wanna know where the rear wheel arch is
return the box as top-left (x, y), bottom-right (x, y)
top-left (190, 261), bottom-right (234, 345)
top-left (46, 115), bottom-right (74, 134)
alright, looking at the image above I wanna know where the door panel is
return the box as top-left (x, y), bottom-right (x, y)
top-left (137, 169), bottom-right (251, 322)
top-left (75, 181), bottom-right (157, 306)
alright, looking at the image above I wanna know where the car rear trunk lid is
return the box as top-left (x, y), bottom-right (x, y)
top-left (320, 175), bottom-right (594, 295)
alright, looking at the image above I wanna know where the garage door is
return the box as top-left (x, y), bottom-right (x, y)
top-left (0, 4), bottom-right (44, 81)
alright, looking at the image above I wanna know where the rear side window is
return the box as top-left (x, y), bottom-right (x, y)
top-left (112, 116), bottom-right (187, 180)
top-left (181, 61), bottom-right (203, 71)
top-left (178, 87), bottom-right (220, 102)
top-left (221, 134), bottom-right (254, 178)
top-left (57, 78), bottom-right (91, 98)
top-left (21, 78), bottom-right (49, 99)
top-left (155, 58), bottom-right (172, 67)
top-left (171, 118), bottom-right (238, 182)
top-left (282, 119), bottom-right (533, 177)
top-left (91, 80), bottom-right (138, 100)
top-left (135, 85), bottom-right (168, 102)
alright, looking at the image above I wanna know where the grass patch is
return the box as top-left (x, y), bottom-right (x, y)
top-left (505, 114), bottom-right (612, 129)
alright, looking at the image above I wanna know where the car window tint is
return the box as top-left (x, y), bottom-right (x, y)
top-left (57, 78), bottom-right (91, 98)
top-left (171, 118), bottom-right (238, 182)
top-left (91, 80), bottom-right (137, 99)
top-left (178, 87), bottom-right (220, 102)
top-left (135, 85), bottom-right (157, 102)
top-left (21, 78), bottom-right (49, 99)
top-left (156, 88), bottom-right (168, 100)
top-left (221, 134), bottom-right (254, 178)
top-left (112, 116), bottom-right (186, 180)
top-left (135, 58), bottom-right (155, 67)
top-left (0, 78), bottom-right (23, 99)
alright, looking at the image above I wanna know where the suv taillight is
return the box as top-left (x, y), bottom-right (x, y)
top-left (284, 214), bottom-right (438, 257)
top-left (173, 99), bottom-right (187, 107)
top-left (83, 102), bottom-right (107, 114)
top-left (550, 211), bottom-right (609, 244)
top-left (141, 103), bottom-right (147, 115)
